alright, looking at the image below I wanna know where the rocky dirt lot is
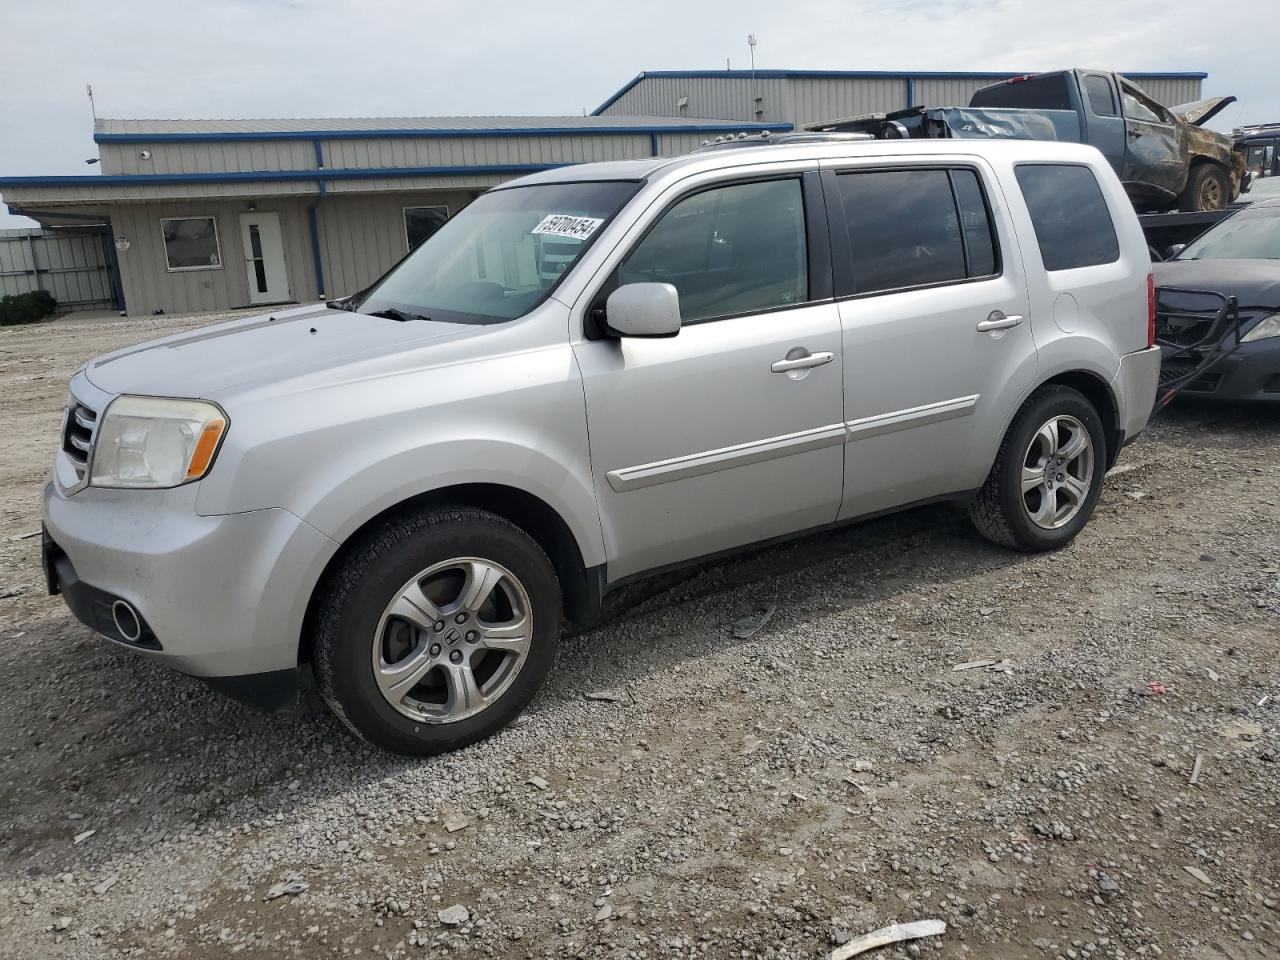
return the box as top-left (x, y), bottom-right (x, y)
top-left (0, 314), bottom-right (1277, 960)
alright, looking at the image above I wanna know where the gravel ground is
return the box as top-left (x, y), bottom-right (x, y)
top-left (1, 313), bottom-right (1277, 960)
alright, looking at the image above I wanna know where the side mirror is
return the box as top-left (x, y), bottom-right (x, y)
top-left (1164, 243), bottom-right (1186, 260)
top-left (604, 283), bottom-right (681, 338)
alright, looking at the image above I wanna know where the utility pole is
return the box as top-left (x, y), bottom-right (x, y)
top-left (86, 83), bottom-right (97, 122)
top-left (747, 34), bottom-right (761, 119)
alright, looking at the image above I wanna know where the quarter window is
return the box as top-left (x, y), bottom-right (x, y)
top-left (160, 217), bottom-right (221, 271)
top-left (404, 206), bottom-right (449, 252)
top-left (617, 178), bottom-right (808, 323)
top-left (1015, 164), bottom-right (1120, 271)
top-left (834, 168), bottom-right (999, 295)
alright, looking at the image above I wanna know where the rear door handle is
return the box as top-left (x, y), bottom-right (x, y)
top-left (771, 350), bottom-right (834, 373)
top-left (976, 312), bottom-right (1024, 333)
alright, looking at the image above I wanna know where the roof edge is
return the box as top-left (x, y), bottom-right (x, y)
top-left (0, 163), bottom-right (573, 190)
top-left (591, 68), bottom-right (1210, 114)
top-left (92, 120), bottom-right (790, 144)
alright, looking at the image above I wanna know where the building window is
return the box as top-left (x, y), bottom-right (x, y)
top-left (160, 217), bottom-right (222, 271)
top-left (404, 206), bottom-right (449, 252)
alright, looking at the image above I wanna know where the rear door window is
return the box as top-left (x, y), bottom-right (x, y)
top-left (1014, 164), bottom-right (1120, 271)
top-left (1084, 75), bottom-right (1118, 117)
top-left (618, 178), bottom-right (808, 323)
top-left (833, 167), bottom-right (1000, 295)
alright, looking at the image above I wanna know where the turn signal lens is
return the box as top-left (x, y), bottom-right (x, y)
top-left (186, 417), bottom-right (228, 479)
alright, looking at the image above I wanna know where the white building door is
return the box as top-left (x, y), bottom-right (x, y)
top-left (239, 212), bottom-right (291, 305)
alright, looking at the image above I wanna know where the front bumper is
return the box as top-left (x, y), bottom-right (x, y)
top-left (1158, 339), bottom-right (1280, 402)
top-left (43, 481), bottom-right (338, 691)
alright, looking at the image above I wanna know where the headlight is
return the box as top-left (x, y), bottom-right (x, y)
top-left (1241, 313), bottom-right (1280, 343)
top-left (90, 396), bottom-right (228, 489)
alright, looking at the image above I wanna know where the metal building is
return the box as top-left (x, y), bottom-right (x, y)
top-left (0, 67), bottom-right (1207, 317)
top-left (0, 115), bottom-right (783, 316)
top-left (592, 69), bottom-right (1207, 130)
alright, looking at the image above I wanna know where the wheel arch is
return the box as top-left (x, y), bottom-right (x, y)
top-left (298, 483), bottom-right (602, 666)
top-left (1036, 370), bottom-right (1122, 468)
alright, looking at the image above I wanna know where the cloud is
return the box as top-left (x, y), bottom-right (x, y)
top-left (2, 0), bottom-right (1274, 227)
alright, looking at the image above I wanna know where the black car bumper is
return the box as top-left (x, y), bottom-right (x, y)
top-left (1160, 339), bottom-right (1280, 401)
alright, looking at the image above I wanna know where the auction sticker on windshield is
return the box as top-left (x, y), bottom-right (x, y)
top-left (531, 214), bottom-right (604, 241)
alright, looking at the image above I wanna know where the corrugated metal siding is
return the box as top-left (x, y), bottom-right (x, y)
top-left (603, 76), bottom-right (791, 124)
top-left (913, 77), bottom-right (999, 108)
top-left (109, 199), bottom-right (317, 316)
top-left (96, 115), bottom-right (746, 136)
top-left (603, 73), bottom-right (1206, 121)
top-left (101, 140), bottom-right (316, 176)
top-left (1124, 77), bottom-right (1202, 107)
top-left (315, 190), bottom-right (474, 297)
top-left (0, 229), bottom-right (114, 308)
top-left (320, 133), bottom-right (652, 170)
top-left (788, 77), bottom-right (907, 125)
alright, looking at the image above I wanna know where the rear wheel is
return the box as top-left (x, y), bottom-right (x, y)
top-left (313, 508), bottom-right (561, 755)
top-left (969, 386), bottom-right (1107, 552)
top-left (1179, 164), bottom-right (1229, 212)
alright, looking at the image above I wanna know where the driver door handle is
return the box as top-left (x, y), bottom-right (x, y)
top-left (771, 350), bottom-right (834, 373)
top-left (976, 312), bottom-right (1024, 333)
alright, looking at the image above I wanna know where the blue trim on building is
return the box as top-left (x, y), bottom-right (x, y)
top-left (590, 68), bottom-right (1210, 115)
top-left (308, 204), bottom-right (326, 299)
top-left (904, 76), bottom-right (914, 108)
top-left (312, 139), bottom-right (324, 168)
top-left (92, 122), bottom-right (789, 145)
top-left (0, 163), bottom-right (573, 189)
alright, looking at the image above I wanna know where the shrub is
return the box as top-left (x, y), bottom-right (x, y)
top-left (0, 290), bottom-right (58, 326)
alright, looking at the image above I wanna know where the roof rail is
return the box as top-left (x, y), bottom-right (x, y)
top-left (692, 130), bottom-right (875, 152)
top-left (1234, 122), bottom-right (1280, 137)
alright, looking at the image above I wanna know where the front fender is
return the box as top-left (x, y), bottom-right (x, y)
top-left (301, 438), bottom-right (605, 568)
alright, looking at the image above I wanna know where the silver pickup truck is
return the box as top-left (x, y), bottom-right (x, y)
top-left (810, 69), bottom-right (1244, 214)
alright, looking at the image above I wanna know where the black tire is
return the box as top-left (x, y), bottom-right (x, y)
top-left (1178, 164), bottom-right (1229, 212)
top-left (969, 386), bottom-right (1107, 552)
top-left (312, 507), bottom-right (561, 755)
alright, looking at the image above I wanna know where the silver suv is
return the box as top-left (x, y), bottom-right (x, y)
top-left (43, 137), bottom-right (1162, 754)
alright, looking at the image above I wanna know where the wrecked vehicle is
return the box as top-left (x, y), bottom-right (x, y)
top-left (1154, 197), bottom-right (1280, 403)
top-left (808, 69), bottom-right (1244, 213)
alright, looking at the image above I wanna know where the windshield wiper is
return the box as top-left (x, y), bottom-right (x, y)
top-left (365, 307), bottom-right (431, 323)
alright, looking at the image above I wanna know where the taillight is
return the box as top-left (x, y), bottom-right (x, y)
top-left (1147, 272), bottom-right (1156, 347)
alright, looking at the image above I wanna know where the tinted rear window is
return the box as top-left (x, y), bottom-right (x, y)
top-left (835, 168), bottom-right (1000, 295)
top-left (1014, 164), bottom-right (1120, 271)
top-left (970, 74), bottom-right (1072, 111)
top-left (1083, 75), bottom-right (1117, 117)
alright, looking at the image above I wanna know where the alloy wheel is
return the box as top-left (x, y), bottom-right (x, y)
top-left (371, 558), bottom-right (532, 724)
top-left (1020, 415), bottom-right (1095, 530)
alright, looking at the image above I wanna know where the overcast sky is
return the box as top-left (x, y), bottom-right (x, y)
top-left (1, 0), bottom-right (1275, 227)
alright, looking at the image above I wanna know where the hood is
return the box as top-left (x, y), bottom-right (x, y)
top-left (1170, 95), bottom-right (1237, 127)
top-left (1153, 258), bottom-right (1280, 310)
top-left (83, 302), bottom-right (488, 398)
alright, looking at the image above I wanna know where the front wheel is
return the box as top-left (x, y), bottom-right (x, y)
top-left (312, 508), bottom-right (561, 755)
top-left (1179, 164), bottom-right (1229, 212)
top-left (969, 386), bottom-right (1107, 552)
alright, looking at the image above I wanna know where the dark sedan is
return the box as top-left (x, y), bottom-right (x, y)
top-left (1153, 197), bottom-right (1280, 401)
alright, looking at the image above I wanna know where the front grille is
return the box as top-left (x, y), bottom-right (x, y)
top-left (1156, 313), bottom-right (1216, 347)
top-left (61, 398), bottom-right (99, 482)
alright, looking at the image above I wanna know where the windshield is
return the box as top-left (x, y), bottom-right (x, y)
top-left (1178, 209), bottom-right (1280, 260)
top-left (355, 180), bottom-right (638, 324)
